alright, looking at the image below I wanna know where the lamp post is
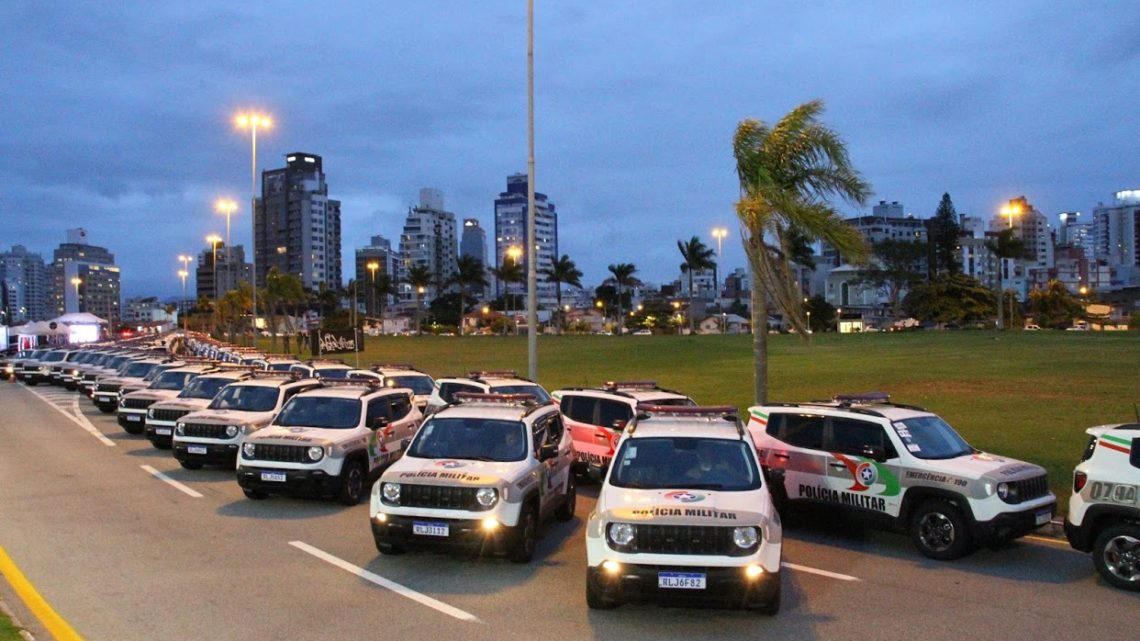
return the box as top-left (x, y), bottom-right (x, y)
top-left (215, 198), bottom-right (238, 248)
top-left (366, 261), bottom-right (379, 318)
top-left (206, 234), bottom-right (222, 300)
top-left (595, 300), bottom-right (606, 333)
top-left (178, 269), bottom-right (189, 331)
top-left (235, 112), bottom-right (272, 345)
top-left (507, 245), bottom-right (522, 323)
top-left (70, 277), bottom-right (82, 313)
top-left (996, 201), bottom-right (1023, 330)
top-left (416, 286), bottom-right (425, 336)
top-left (836, 307), bottom-right (842, 334)
top-left (711, 227), bottom-right (728, 301)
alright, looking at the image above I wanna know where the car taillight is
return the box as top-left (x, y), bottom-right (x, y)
top-left (1073, 471), bottom-right (1088, 493)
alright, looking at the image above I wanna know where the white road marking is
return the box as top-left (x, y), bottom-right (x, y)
top-left (140, 465), bottom-right (203, 498)
top-left (25, 386), bottom-right (116, 446)
top-left (781, 562), bottom-right (862, 582)
top-left (289, 541), bottom-right (483, 623)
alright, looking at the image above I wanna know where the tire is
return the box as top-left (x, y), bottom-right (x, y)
top-left (243, 488), bottom-right (268, 500)
top-left (179, 460), bottom-right (203, 470)
top-left (555, 475), bottom-right (577, 522)
top-left (1092, 523), bottom-right (1140, 591)
top-left (753, 581), bottom-right (781, 616)
top-left (909, 500), bottom-right (974, 560)
top-left (337, 460), bottom-right (366, 506)
top-left (586, 574), bottom-right (618, 610)
top-left (508, 504), bottom-right (538, 563)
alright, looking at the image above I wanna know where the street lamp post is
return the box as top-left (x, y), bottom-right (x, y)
top-left (711, 227), bottom-right (728, 302)
top-left (235, 112), bottom-right (272, 346)
top-left (178, 269), bottom-right (189, 331)
top-left (70, 277), bottom-right (82, 313)
top-left (206, 235), bottom-right (222, 301)
top-left (997, 201), bottom-right (1023, 330)
top-left (215, 198), bottom-right (238, 248)
top-left (367, 261), bottom-right (379, 319)
top-left (836, 307), bottom-right (842, 334)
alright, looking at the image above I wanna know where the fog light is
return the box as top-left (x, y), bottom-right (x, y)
top-left (482, 517), bottom-right (500, 531)
top-left (745, 565), bottom-right (764, 579)
top-left (375, 513), bottom-right (388, 523)
top-left (602, 560), bottom-right (622, 575)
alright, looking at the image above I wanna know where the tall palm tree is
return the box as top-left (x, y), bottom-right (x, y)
top-left (406, 264), bottom-right (433, 335)
top-left (449, 255), bottom-right (489, 336)
top-left (541, 254), bottom-right (583, 333)
top-left (607, 263), bottom-right (640, 335)
top-left (490, 256), bottom-right (525, 334)
top-left (985, 228), bottom-right (1028, 330)
top-left (677, 236), bottom-right (716, 334)
top-left (372, 271), bottom-right (397, 334)
top-left (262, 267), bottom-right (288, 351)
top-left (734, 100), bottom-right (870, 403)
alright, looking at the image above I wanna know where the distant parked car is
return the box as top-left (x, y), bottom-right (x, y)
top-left (1024, 324), bottom-right (1042, 331)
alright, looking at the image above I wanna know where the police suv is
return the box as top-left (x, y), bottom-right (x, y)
top-left (1065, 421), bottom-right (1140, 591)
top-left (748, 392), bottom-right (1056, 560)
top-left (371, 393), bottom-right (575, 563)
top-left (237, 380), bottom-right (422, 504)
top-left (354, 363), bottom-right (436, 412)
top-left (553, 381), bottom-right (695, 478)
top-left (145, 367), bottom-right (257, 449)
top-left (173, 372), bottom-right (321, 469)
top-left (117, 362), bottom-right (218, 434)
top-left (585, 405), bottom-right (781, 613)
top-left (92, 357), bottom-right (183, 414)
top-left (425, 370), bottom-right (551, 415)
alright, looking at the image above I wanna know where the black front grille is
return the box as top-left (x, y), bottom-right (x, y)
top-left (250, 443), bottom-right (306, 462)
top-left (181, 423), bottom-right (233, 440)
top-left (122, 398), bottom-right (157, 410)
top-left (96, 383), bottom-right (121, 394)
top-left (151, 408), bottom-right (189, 423)
top-left (400, 484), bottom-right (483, 511)
top-left (631, 524), bottom-right (738, 556)
top-left (1011, 474), bottom-right (1050, 503)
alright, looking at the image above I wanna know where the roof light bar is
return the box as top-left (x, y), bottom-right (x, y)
top-left (605, 380), bottom-right (658, 390)
top-left (468, 370), bottom-right (518, 379)
top-left (833, 392), bottom-right (891, 405)
top-left (635, 404), bottom-right (737, 417)
top-left (370, 363), bottom-right (417, 371)
top-left (453, 392), bottom-right (537, 405)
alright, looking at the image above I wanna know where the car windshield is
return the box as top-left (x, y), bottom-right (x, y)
top-left (385, 375), bottom-right (434, 395)
top-left (268, 362), bottom-right (295, 372)
top-left (150, 371), bottom-right (196, 391)
top-left (208, 385), bottom-right (279, 412)
top-left (44, 351), bottom-right (66, 363)
top-left (891, 416), bottom-right (973, 460)
top-left (143, 365), bottom-right (172, 382)
top-left (409, 417), bottom-right (528, 462)
top-left (124, 362), bottom-right (156, 378)
top-left (273, 396), bottom-right (361, 429)
top-left (490, 384), bottom-right (551, 403)
top-left (609, 436), bottom-right (762, 491)
top-left (179, 376), bottom-right (232, 400)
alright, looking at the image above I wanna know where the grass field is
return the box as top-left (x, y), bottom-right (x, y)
top-left (0, 612), bottom-right (21, 641)
top-left (270, 330), bottom-right (1139, 510)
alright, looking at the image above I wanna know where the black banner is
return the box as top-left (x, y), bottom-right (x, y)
top-left (310, 328), bottom-right (361, 355)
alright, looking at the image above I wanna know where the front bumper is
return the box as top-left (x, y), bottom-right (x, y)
top-left (174, 441), bottom-right (240, 467)
top-left (237, 465), bottom-right (341, 497)
top-left (92, 394), bottom-right (120, 411)
top-left (117, 411), bottom-right (146, 430)
top-left (371, 513), bottom-right (519, 555)
top-left (972, 499), bottom-right (1056, 545)
top-left (586, 563), bottom-right (779, 609)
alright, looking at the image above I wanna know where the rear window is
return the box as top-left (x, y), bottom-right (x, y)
top-left (774, 413), bottom-right (825, 450)
top-left (439, 382), bottom-right (482, 404)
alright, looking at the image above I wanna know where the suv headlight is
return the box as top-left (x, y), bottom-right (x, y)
top-left (175, 422), bottom-right (185, 436)
top-left (225, 425), bottom-right (240, 438)
top-left (733, 526), bottom-right (760, 550)
top-left (608, 522), bottom-right (635, 549)
top-left (306, 446), bottom-right (324, 462)
top-left (475, 487), bottom-right (498, 508)
top-left (381, 482), bottom-right (401, 505)
top-left (996, 482), bottom-right (1020, 504)
top-left (242, 442), bottom-right (256, 458)
top-left (147, 408), bottom-right (156, 419)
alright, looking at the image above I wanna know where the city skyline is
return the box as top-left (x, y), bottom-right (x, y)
top-left (3, 2), bottom-right (1138, 298)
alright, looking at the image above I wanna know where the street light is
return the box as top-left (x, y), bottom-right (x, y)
top-left (70, 277), bottom-right (82, 312)
top-left (206, 234), bottom-right (222, 300)
top-left (836, 307), bottom-right (842, 334)
top-left (178, 269), bottom-right (189, 331)
top-left (712, 227), bottom-right (728, 301)
top-left (215, 198), bottom-right (238, 248)
top-left (366, 260), bottom-right (380, 318)
top-left (178, 254), bottom-right (193, 330)
top-left (506, 245), bottom-right (523, 316)
top-left (235, 111), bottom-right (272, 345)
top-left (1001, 202), bottom-right (1023, 229)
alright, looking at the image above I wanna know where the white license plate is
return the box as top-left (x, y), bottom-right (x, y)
top-left (260, 471), bottom-right (286, 482)
top-left (1035, 509), bottom-right (1051, 526)
top-left (658, 572), bottom-right (706, 589)
top-left (156, 427), bottom-right (172, 436)
top-left (188, 445), bottom-right (208, 455)
top-left (413, 522), bottom-right (449, 537)
top-left (126, 415), bottom-right (141, 422)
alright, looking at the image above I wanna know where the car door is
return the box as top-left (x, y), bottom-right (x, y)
top-left (533, 412), bottom-right (571, 514)
top-left (824, 416), bottom-right (902, 517)
top-left (558, 394), bottom-right (602, 467)
top-left (365, 397), bottom-right (396, 470)
top-left (759, 412), bottom-right (830, 504)
top-left (387, 393), bottom-right (418, 448)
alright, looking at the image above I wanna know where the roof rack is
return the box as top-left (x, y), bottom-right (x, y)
top-left (317, 377), bottom-right (383, 391)
top-left (453, 392), bottom-right (538, 406)
top-left (246, 370), bottom-right (305, 380)
top-left (631, 404), bottom-right (744, 439)
top-left (370, 362), bottom-right (419, 371)
top-left (468, 370), bottom-right (519, 380)
top-left (830, 391), bottom-right (927, 412)
top-left (307, 358), bottom-right (347, 365)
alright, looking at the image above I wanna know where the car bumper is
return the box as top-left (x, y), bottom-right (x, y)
top-left (146, 423), bottom-right (175, 447)
top-left (586, 563), bottom-right (779, 608)
top-left (174, 442), bottom-right (239, 467)
top-left (117, 412), bottom-right (146, 429)
top-left (972, 500), bottom-right (1056, 545)
top-left (370, 514), bottom-right (518, 555)
top-left (92, 394), bottom-right (119, 410)
top-left (237, 466), bottom-right (340, 497)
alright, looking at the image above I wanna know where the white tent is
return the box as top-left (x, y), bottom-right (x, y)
top-left (53, 312), bottom-right (107, 325)
top-left (19, 321), bottom-right (53, 336)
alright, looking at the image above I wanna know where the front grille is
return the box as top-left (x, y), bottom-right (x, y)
top-left (181, 423), bottom-right (233, 440)
top-left (249, 443), bottom-right (306, 462)
top-left (400, 484), bottom-right (482, 511)
top-left (122, 398), bottom-right (157, 410)
top-left (1011, 474), bottom-right (1050, 503)
top-left (630, 524), bottom-right (738, 556)
top-left (151, 408), bottom-right (189, 423)
top-left (96, 383), bottom-right (122, 394)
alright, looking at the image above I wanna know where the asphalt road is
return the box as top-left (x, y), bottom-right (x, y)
top-left (1, 381), bottom-right (1136, 641)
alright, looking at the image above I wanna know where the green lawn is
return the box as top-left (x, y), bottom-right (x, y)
top-left (269, 330), bottom-right (1139, 509)
top-left (0, 612), bottom-right (22, 641)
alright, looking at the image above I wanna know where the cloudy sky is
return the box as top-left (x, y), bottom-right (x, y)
top-left (3, 1), bottom-right (1138, 298)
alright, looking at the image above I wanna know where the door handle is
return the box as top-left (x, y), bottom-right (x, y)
top-left (771, 452), bottom-right (790, 460)
top-left (829, 462), bottom-right (848, 470)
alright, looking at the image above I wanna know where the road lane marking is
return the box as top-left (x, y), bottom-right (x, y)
top-left (781, 562), bottom-right (861, 582)
top-left (24, 387), bottom-right (115, 446)
top-left (0, 544), bottom-right (86, 641)
top-left (140, 465), bottom-right (203, 498)
top-left (289, 541), bottom-right (483, 623)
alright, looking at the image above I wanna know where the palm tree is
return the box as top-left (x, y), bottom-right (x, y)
top-left (490, 256), bottom-right (525, 334)
top-left (607, 263), bottom-right (640, 335)
top-left (406, 264), bottom-right (433, 335)
top-left (677, 236), bottom-right (716, 334)
top-left (449, 255), bottom-right (489, 336)
top-left (733, 100), bottom-right (870, 403)
top-left (372, 271), bottom-right (397, 335)
top-left (541, 254), bottom-right (583, 333)
top-left (986, 228), bottom-right (1028, 330)
top-left (216, 282), bottom-right (253, 345)
top-left (262, 267), bottom-right (288, 351)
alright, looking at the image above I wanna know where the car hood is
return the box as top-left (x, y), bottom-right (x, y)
top-left (382, 457), bottom-right (528, 488)
top-left (180, 409), bottom-right (274, 425)
top-left (922, 451), bottom-right (1047, 483)
top-left (123, 389), bottom-right (181, 402)
top-left (150, 398), bottom-right (212, 412)
top-left (598, 487), bottom-right (775, 528)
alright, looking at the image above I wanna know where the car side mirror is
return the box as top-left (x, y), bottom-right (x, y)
top-left (539, 443), bottom-right (558, 461)
top-left (370, 417), bottom-right (390, 431)
top-left (401, 438), bottom-right (411, 451)
top-left (862, 445), bottom-right (887, 462)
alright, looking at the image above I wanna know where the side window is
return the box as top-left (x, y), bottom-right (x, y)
top-left (367, 399), bottom-right (392, 425)
top-left (440, 382), bottom-right (480, 403)
top-left (780, 414), bottom-right (825, 450)
top-left (1131, 438), bottom-right (1139, 469)
top-left (531, 417), bottom-right (548, 454)
top-left (390, 396), bottom-right (411, 421)
top-left (598, 399), bottom-right (634, 429)
top-left (830, 417), bottom-right (895, 458)
top-left (562, 395), bottom-right (598, 424)
top-left (546, 415), bottom-right (564, 444)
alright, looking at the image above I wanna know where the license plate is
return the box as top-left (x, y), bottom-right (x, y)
top-left (126, 415), bottom-right (141, 422)
top-left (658, 572), bottom-right (706, 589)
top-left (156, 427), bottom-right (172, 436)
top-left (1035, 509), bottom-right (1051, 526)
top-left (260, 471), bottom-right (286, 482)
top-left (188, 445), bottom-right (208, 455)
top-left (413, 522), bottom-right (449, 537)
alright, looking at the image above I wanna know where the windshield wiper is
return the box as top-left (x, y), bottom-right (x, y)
top-left (675, 483), bottom-right (725, 490)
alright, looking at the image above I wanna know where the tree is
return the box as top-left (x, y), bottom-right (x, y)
top-left (541, 254), bottom-right (583, 333)
top-left (903, 273), bottom-right (996, 326)
top-left (449, 255), bottom-right (488, 336)
top-left (216, 282), bottom-right (252, 344)
top-left (406, 264), bottom-right (434, 335)
top-left (607, 263), bottom-right (640, 335)
top-left (854, 239), bottom-right (927, 321)
top-left (733, 100), bottom-right (870, 403)
top-left (677, 236), bottom-right (716, 334)
top-left (804, 295), bottom-right (835, 333)
top-left (1027, 280), bottom-right (1083, 329)
top-left (928, 193), bottom-right (961, 277)
top-left (371, 272), bottom-right (397, 335)
top-left (490, 256), bottom-right (525, 333)
top-left (985, 229), bottom-right (1029, 330)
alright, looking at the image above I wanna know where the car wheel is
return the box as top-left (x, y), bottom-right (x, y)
top-left (586, 574), bottom-right (618, 610)
top-left (179, 460), bottom-right (203, 470)
top-left (337, 461), bottom-right (366, 506)
top-left (1092, 523), bottom-right (1140, 591)
top-left (555, 475), bottom-right (577, 522)
top-left (910, 500), bottom-right (974, 560)
top-left (243, 488), bottom-right (268, 500)
top-left (508, 505), bottom-right (538, 563)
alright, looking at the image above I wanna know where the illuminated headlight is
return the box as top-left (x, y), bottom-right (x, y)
top-left (306, 446), bottom-right (324, 462)
top-left (175, 423), bottom-right (185, 436)
top-left (475, 487), bottom-right (498, 508)
top-left (381, 482), bottom-right (401, 505)
top-left (225, 425), bottom-right (240, 438)
top-left (733, 526), bottom-right (760, 550)
top-left (242, 442), bottom-right (256, 458)
top-left (996, 482), bottom-right (1020, 504)
top-left (608, 522), bottom-right (635, 548)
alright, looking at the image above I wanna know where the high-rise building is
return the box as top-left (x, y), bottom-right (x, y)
top-left (255, 152), bottom-right (342, 291)
top-left (820, 202), bottom-right (927, 269)
top-left (355, 235), bottom-right (402, 314)
top-left (50, 229), bottom-right (120, 324)
top-left (1092, 190), bottom-right (1140, 289)
top-left (989, 196), bottom-right (1053, 295)
top-left (493, 173), bottom-right (558, 306)
top-left (195, 242), bottom-right (252, 301)
top-left (399, 188), bottom-right (458, 303)
top-left (460, 219), bottom-right (488, 300)
top-left (0, 245), bottom-right (50, 323)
